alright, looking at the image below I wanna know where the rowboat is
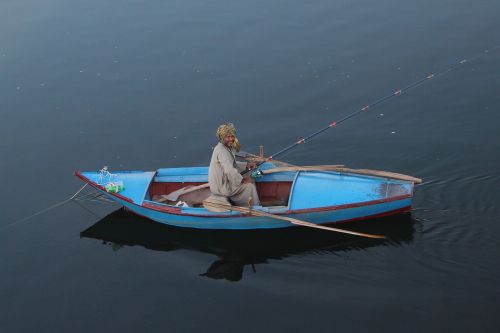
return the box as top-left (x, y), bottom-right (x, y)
top-left (75, 162), bottom-right (420, 231)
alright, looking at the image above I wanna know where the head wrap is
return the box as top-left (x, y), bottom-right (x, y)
top-left (216, 123), bottom-right (236, 141)
top-left (216, 123), bottom-right (240, 152)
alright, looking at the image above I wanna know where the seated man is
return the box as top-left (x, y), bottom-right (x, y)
top-left (206, 123), bottom-right (260, 208)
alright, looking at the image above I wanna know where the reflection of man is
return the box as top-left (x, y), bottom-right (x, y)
top-left (207, 123), bottom-right (260, 207)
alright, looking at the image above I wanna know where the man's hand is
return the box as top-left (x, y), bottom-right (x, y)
top-left (242, 176), bottom-right (252, 184)
top-left (246, 162), bottom-right (257, 170)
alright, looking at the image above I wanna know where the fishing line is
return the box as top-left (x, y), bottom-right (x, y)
top-left (268, 44), bottom-right (500, 161)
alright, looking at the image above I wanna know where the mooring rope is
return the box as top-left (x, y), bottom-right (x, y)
top-left (0, 183), bottom-right (113, 232)
top-left (269, 44), bottom-right (500, 160)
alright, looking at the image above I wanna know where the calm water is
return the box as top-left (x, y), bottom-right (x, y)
top-left (1, 0), bottom-right (500, 331)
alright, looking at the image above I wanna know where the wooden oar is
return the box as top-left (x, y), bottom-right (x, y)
top-left (159, 183), bottom-right (210, 202)
top-left (262, 165), bottom-right (422, 183)
top-left (161, 164), bottom-right (420, 203)
top-left (202, 201), bottom-right (386, 239)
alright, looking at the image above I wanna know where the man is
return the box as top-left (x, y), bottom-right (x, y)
top-left (207, 123), bottom-right (260, 208)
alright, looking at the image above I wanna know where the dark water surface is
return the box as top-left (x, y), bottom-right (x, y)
top-left (1, 0), bottom-right (500, 331)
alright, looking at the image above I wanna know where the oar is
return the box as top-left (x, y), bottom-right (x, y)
top-left (160, 183), bottom-right (210, 202)
top-left (202, 201), bottom-right (386, 239)
top-left (261, 165), bottom-right (422, 183)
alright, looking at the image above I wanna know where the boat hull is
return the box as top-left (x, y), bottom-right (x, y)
top-left (132, 198), bottom-right (412, 230)
top-left (75, 168), bottom-right (414, 230)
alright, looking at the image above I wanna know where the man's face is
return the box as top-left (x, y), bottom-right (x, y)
top-left (223, 134), bottom-right (235, 148)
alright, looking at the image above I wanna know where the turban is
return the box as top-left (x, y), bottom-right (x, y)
top-left (216, 123), bottom-right (240, 152)
top-left (216, 123), bottom-right (236, 140)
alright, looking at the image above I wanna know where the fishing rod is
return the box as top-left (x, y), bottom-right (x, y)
top-left (264, 45), bottom-right (500, 162)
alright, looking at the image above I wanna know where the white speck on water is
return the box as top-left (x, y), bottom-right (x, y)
top-left (380, 113), bottom-right (384, 116)
top-left (16, 86), bottom-right (21, 90)
top-left (40, 83), bottom-right (45, 87)
top-left (79, 70), bottom-right (84, 73)
top-left (397, 67), bottom-right (401, 70)
top-left (173, 136), bottom-right (177, 139)
top-left (97, 73), bottom-right (101, 76)
top-left (391, 131), bottom-right (396, 134)
top-left (346, 74), bottom-right (350, 78)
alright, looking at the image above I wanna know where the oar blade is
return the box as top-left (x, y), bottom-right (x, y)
top-left (202, 201), bottom-right (386, 239)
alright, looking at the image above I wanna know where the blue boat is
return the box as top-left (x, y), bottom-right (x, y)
top-left (75, 162), bottom-right (420, 230)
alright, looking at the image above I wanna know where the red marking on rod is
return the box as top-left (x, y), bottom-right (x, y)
top-left (361, 106), bottom-right (369, 112)
top-left (427, 74), bottom-right (434, 79)
top-left (329, 122), bottom-right (337, 127)
top-left (297, 138), bottom-right (306, 144)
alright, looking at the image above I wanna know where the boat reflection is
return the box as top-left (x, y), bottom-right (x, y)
top-left (80, 208), bottom-right (416, 281)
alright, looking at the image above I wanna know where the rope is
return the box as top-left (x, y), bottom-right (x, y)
top-left (269, 44), bottom-right (500, 160)
top-left (0, 184), bottom-right (99, 232)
